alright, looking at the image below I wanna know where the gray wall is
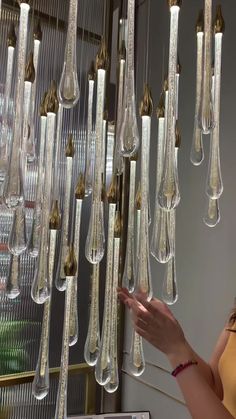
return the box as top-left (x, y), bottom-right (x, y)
top-left (121, 0), bottom-right (236, 417)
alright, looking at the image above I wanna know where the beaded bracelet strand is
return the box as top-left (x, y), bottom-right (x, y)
top-left (171, 360), bottom-right (198, 378)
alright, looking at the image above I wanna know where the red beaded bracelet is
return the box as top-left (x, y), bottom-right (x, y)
top-left (171, 360), bottom-right (198, 377)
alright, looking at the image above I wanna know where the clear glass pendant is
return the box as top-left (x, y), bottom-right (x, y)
top-left (129, 329), bottom-right (145, 376)
top-left (203, 197), bottom-right (220, 227)
top-left (58, 0), bottom-right (80, 108)
top-left (5, 254), bottom-right (20, 299)
top-left (8, 205), bottom-right (27, 256)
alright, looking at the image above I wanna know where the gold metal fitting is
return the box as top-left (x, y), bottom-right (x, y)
top-left (114, 210), bottom-right (121, 238)
top-left (163, 76), bottom-right (168, 92)
top-left (135, 182), bottom-right (141, 210)
top-left (214, 5), bottom-right (225, 34)
top-left (75, 173), bottom-right (85, 200)
top-left (49, 200), bottom-right (61, 230)
top-left (7, 23), bottom-right (17, 48)
top-left (88, 60), bottom-right (96, 81)
top-left (17, 0), bottom-right (30, 5)
top-left (156, 93), bottom-right (165, 119)
top-left (64, 244), bottom-right (77, 277)
top-left (95, 37), bottom-right (109, 71)
top-left (107, 175), bottom-right (117, 204)
top-left (175, 120), bottom-right (181, 148)
top-left (34, 19), bottom-right (42, 41)
top-left (140, 84), bottom-right (153, 117)
top-left (195, 9), bottom-right (204, 33)
top-left (25, 52), bottom-right (35, 83)
top-left (130, 151), bottom-right (139, 162)
top-left (45, 80), bottom-right (59, 114)
top-left (65, 134), bottom-right (75, 158)
top-left (40, 92), bottom-right (47, 117)
top-left (167, 0), bottom-right (182, 8)
top-left (119, 40), bottom-right (126, 61)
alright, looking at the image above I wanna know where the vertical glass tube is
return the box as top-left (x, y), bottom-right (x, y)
top-left (203, 197), bottom-right (220, 227)
top-left (135, 116), bottom-right (152, 300)
top-left (122, 159), bottom-right (136, 292)
top-left (129, 330), bottom-right (145, 376)
top-left (6, 254), bottom-right (20, 299)
top-left (84, 264), bottom-right (100, 366)
top-left (69, 195), bottom-right (83, 347)
top-left (22, 80), bottom-right (33, 167)
top-left (135, 88), bottom-right (153, 300)
top-left (102, 117), bottom-right (107, 178)
top-left (56, 135), bottom-right (74, 291)
top-left (158, 4), bottom-right (181, 211)
top-left (85, 62), bottom-right (107, 264)
top-left (206, 30), bottom-right (224, 199)
top-left (191, 11), bottom-right (204, 165)
top-left (151, 104), bottom-right (171, 263)
top-left (32, 206), bottom-right (59, 400)
top-left (3, 2), bottom-right (30, 208)
top-left (53, 104), bottom-right (63, 204)
top-left (28, 111), bottom-right (47, 257)
top-left (31, 103), bottom-right (58, 304)
top-left (135, 183), bottom-right (141, 264)
top-left (0, 25), bottom-right (16, 194)
top-left (114, 48), bottom-right (126, 175)
top-left (119, 0), bottom-right (139, 157)
top-left (58, 0), bottom-right (80, 108)
top-left (104, 218), bottom-right (121, 393)
top-left (85, 68), bottom-right (95, 196)
top-left (55, 245), bottom-right (77, 419)
top-left (130, 205), bottom-right (145, 377)
top-left (8, 205), bottom-right (27, 256)
top-left (200, 0), bottom-right (213, 134)
top-left (95, 203), bottom-right (116, 386)
top-left (162, 209), bottom-right (178, 305)
top-left (29, 23), bottom-right (42, 163)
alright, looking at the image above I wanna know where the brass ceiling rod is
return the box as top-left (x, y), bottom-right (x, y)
top-left (2, 0), bottom-right (101, 45)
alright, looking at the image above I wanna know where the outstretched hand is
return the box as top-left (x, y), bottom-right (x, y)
top-left (117, 287), bottom-right (188, 360)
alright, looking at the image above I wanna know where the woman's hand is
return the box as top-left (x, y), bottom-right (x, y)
top-left (118, 287), bottom-right (191, 362)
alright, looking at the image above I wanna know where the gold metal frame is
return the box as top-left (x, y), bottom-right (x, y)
top-left (0, 363), bottom-right (97, 414)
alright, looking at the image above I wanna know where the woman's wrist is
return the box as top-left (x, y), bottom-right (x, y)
top-left (167, 341), bottom-right (195, 369)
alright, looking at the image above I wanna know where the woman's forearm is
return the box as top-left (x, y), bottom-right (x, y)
top-left (168, 348), bottom-right (232, 419)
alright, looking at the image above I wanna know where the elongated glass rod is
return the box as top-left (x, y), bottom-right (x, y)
top-left (102, 115), bottom-right (108, 179)
top-left (158, 1), bottom-right (181, 211)
top-left (114, 42), bottom-right (126, 175)
top-left (130, 201), bottom-right (145, 377)
top-left (135, 85), bottom-right (153, 301)
top-left (85, 41), bottom-right (108, 264)
top-left (22, 52), bottom-right (36, 167)
top-left (6, 254), bottom-right (20, 299)
top-left (175, 56), bottom-right (181, 121)
top-left (53, 104), bottom-right (63, 205)
top-left (3, 1), bottom-right (30, 209)
top-left (28, 95), bottom-right (47, 257)
top-left (32, 201), bottom-right (60, 400)
top-left (151, 96), bottom-right (171, 263)
top-left (54, 245), bottom-right (77, 419)
top-left (203, 197), bottom-right (220, 227)
top-left (85, 62), bottom-right (95, 197)
top-left (200, 0), bottom-right (213, 134)
top-left (119, 0), bottom-right (139, 157)
top-left (105, 211), bottom-right (121, 393)
top-left (8, 205), bottom-right (27, 256)
top-left (191, 10), bottom-right (204, 166)
top-left (162, 210), bottom-right (178, 305)
top-left (58, 0), bottom-right (80, 108)
top-left (122, 158), bottom-right (137, 292)
top-left (0, 24), bottom-right (17, 195)
top-left (69, 175), bottom-right (85, 347)
top-left (31, 82), bottom-right (59, 304)
top-left (206, 6), bottom-right (225, 200)
top-left (95, 195), bottom-right (117, 386)
top-left (135, 182), bottom-right (141, 264)
top-left (28, 21), bottom-right (42, 163)
top-left (56, 135), bottom-right (75, 291)
top-left (84, 263), bottom-right (101, 366)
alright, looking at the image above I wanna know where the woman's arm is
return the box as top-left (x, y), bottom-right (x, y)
top-left (118, 288), bottom-right (233, 419)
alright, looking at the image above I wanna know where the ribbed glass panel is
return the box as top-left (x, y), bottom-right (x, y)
top-left (0, 374), bottom-right (85, 418)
